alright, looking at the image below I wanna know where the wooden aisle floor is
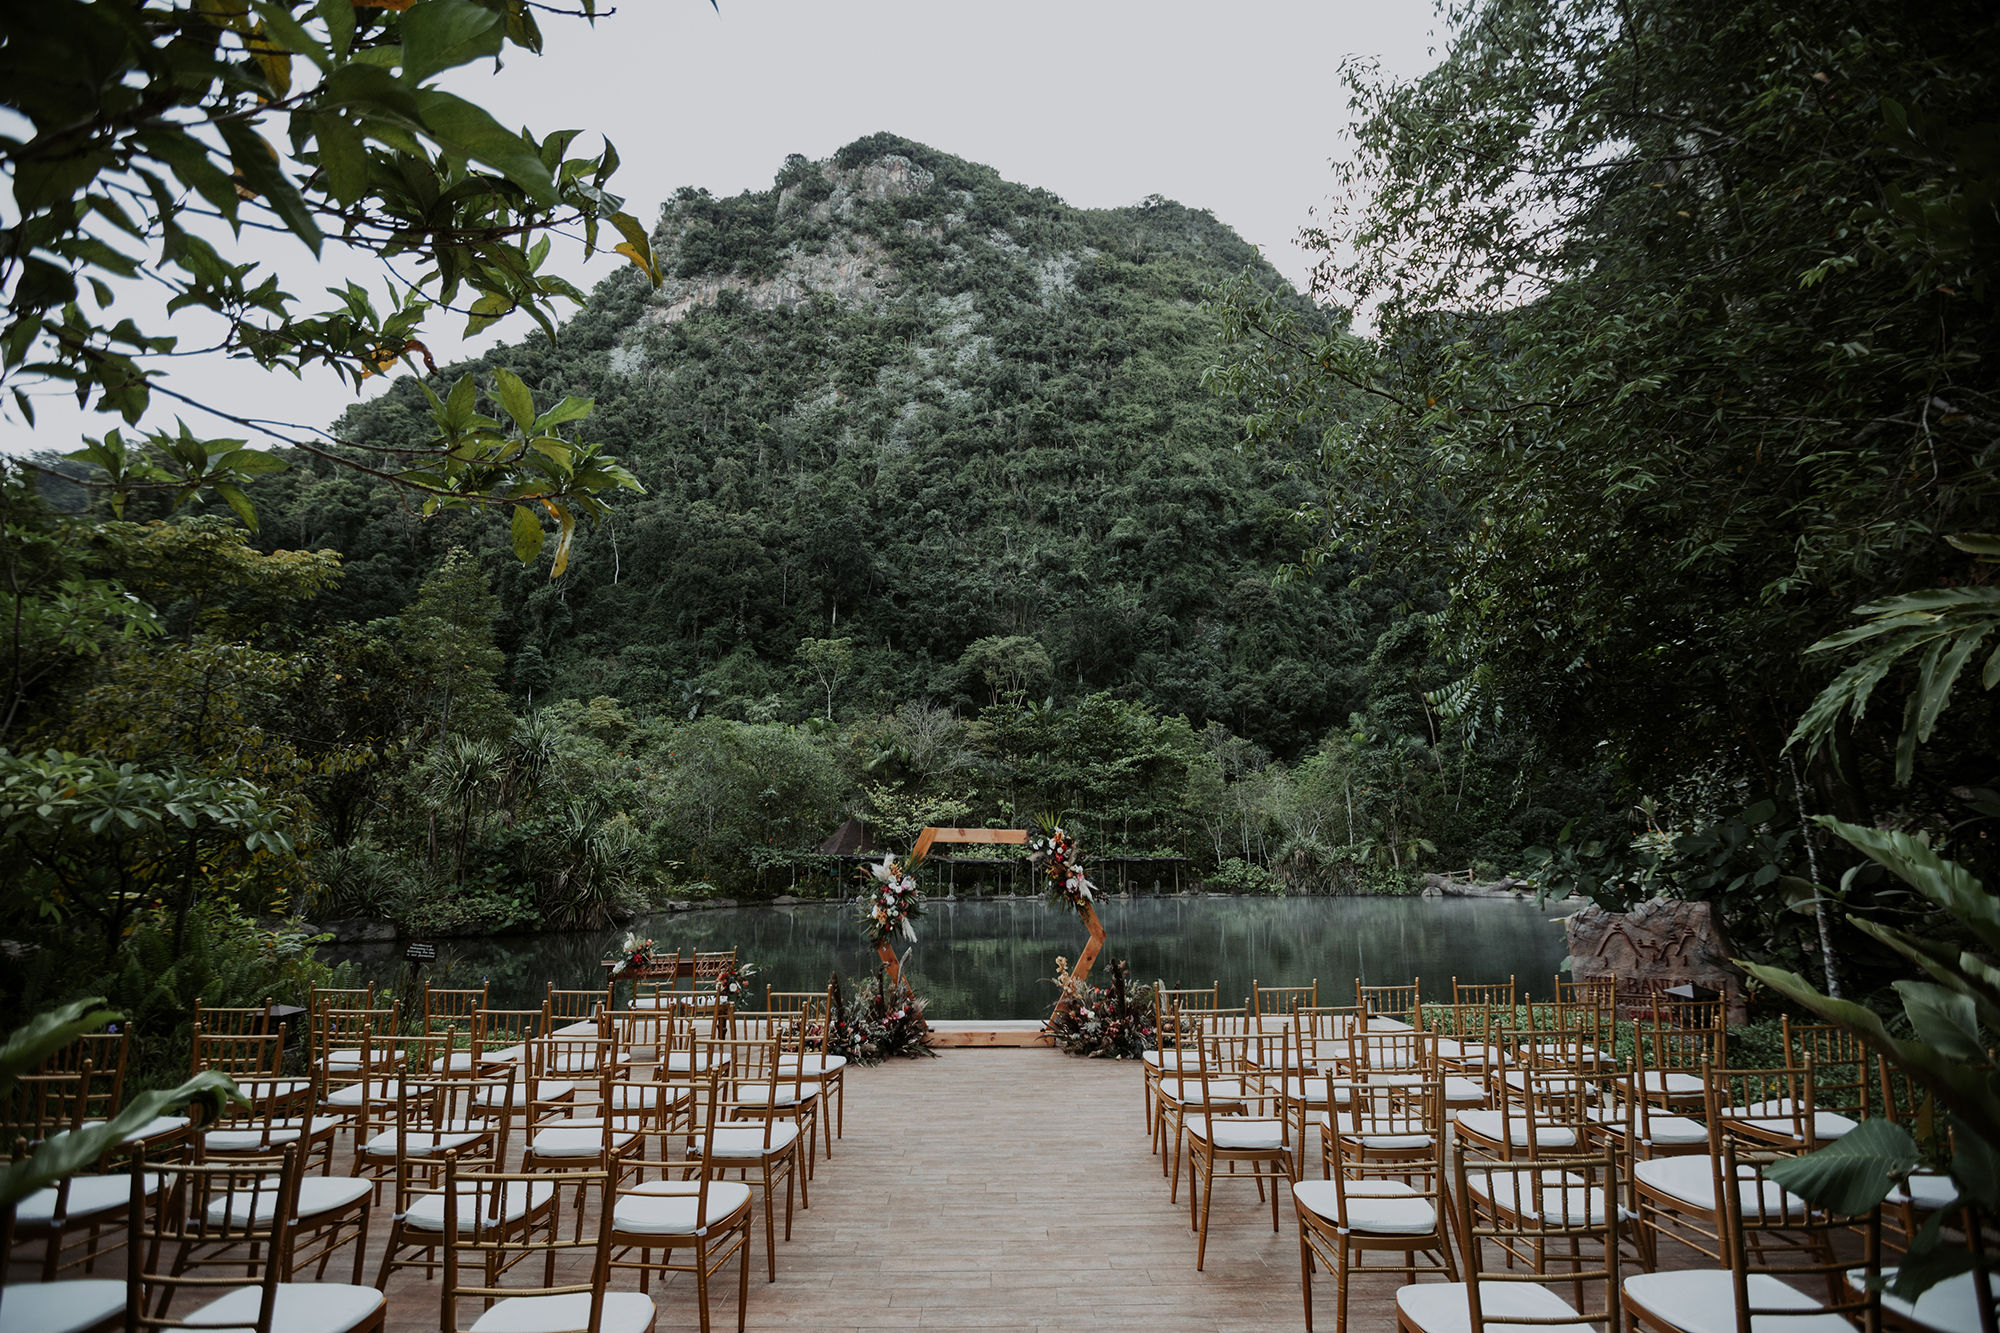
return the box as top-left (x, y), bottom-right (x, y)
top-left (351, 1046), bottom-right (1721, 1333)
top-left (362, 1048), bottom-right (1315, 1333)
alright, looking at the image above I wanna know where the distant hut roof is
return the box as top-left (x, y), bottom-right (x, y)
top-left (817, 817), bottom-right (879, 858)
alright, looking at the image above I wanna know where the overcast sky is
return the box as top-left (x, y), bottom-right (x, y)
top-left (0, 0), bottom-right (1446, 458)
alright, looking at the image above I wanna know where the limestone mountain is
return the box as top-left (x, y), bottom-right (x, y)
top-left (259, 133), bottom-right (1405, 754)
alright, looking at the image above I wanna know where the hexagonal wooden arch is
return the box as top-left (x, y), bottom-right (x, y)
top-left (876, 828), bottom-right (1105, 991)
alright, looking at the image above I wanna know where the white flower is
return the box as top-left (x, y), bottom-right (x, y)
top-left (900, 918), bottom-right (917, 943)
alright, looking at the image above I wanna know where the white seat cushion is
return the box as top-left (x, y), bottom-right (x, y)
top-left (1185, 1116), bottom-right (1286, 1151)
top-left (1639, 1070), bottom-right (1705, 1097)
top-left (472, 1080), bottom-right (574, 1108)
top-left (526, 1125), bottom-right (639, 1158)
top-left (1294, 1178), bottom-right (1437, 1235)
top-left (205, 1177), bottom-right (370, 1227)
top-left (662, 1053), bottom-right (728, 1073)
top-left (1143, 1050), bottom-right (1193, 1069)
top-left (1442, 1077), bottom-right (1487, 1105)
top-left (1454, 1110), bottom-right (1578, 1149)
top-left (46, 1115), bottom-right (188, 1148)
top-left (1889, 1172), bottom-right (1958, 1211)
top-left (470, 1291), bottom-right (655, 1333)
top-left (429, 1052), bottom-right (481, 1073)
top-left (735, 1085), bottom-right (815, 1109)
top-left (1625, 1270), bottom-right (1852, 1333)
top-left (1633, 1155), bottom-right (1806, 1217)
top-left (696, 1123), bottom-right (800, 1159)
top-left (1287, 1078), bottom-right (1353, 1105)
top-left (1158, 1078), bottom-right (1246, 1103)
top-left (1466, 1168), bottom-right (1618, 1225)
top-left (324, 1049), bottom-right (366, 1070)
top-left (324, 1080), bottom-right (401, 1109)
top-left (777, 1054), bottom-right (848, 1076)
top-left (17, 1173), bottom-right (157, 1226)
top-left (1857, 1268), bottom-right (1981, 1333)
top-left (607, 1085), bottom-right (677, 1110)
top-left (359, 1123), bottom-right (491, 1157)
top-left (0, 1278), bottom-right (125, 1333)
top-left (404, 1180), bottom-right (555, 1233)
top-left (549, 1021), bottom-right (601, 1038)
top-left (203, 1115), bottom-right (341, 1153)
top-left (1587, 1103), bottom-right (1710, 1146)
top-left (1729, 1099), bottom-right (1858, 1142)
top-left (1350, 1133), bottom-right (1434, 1151)
top-left (613, 1180), bottom-right (754, 1236)
top-left (179, 1282), bottom-right (384, 1333)
top-left (1396, 1280), bottom-right (1596, 1333)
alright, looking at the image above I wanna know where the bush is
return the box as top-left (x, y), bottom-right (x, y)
top-left (1204, 857), bottom-right (1283, 895)
top-left (5, 904), bottom-right (347, 1091)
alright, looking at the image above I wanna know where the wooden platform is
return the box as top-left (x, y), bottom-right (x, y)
top-left (925, 1019), bottom-right (1051, 1048)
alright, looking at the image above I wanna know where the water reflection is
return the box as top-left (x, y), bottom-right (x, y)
top-left (323, 896), bottom-right (1571, 1019)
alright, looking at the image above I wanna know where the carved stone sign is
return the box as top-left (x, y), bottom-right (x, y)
top-left (1564, 898), bottom-right (1747, 1024)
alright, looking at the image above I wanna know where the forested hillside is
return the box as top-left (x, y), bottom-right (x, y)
top-left (252, 134), bottom-right (1397, 754)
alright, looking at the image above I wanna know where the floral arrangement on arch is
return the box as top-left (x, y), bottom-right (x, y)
top-left (856, 851), bottom-right (925, 947)
top-left (608, 933), bottom-right (660, 976)
top-left (1027, 816), bottom-right (1096, 917)
top-left (1045, 956), bottom-right (1155, 1059)
top-left (713, 959), bottom-right (759, 1004)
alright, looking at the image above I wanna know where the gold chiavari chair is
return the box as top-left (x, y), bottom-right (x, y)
top-left (0, 1192), bottom-right (125, 1332)
top-left (609, 1055), bottom-right (754, 1333)
top-left (1297, 1076), bottom-right (1456, 1333)
top-left (725, 1018), bottom-right (819, 1181)
top-left (1255, 980), bottom-right (1321, 1021)
top-left (1141, 983), bottom-right (1215, 1131)
top-left (1357, 980), bottom-right (1423, 1030)
top-left (685, 1034), bottom-right (804, 1283)
top-left (125, 1143), bottom-right (388, 1333)
top-left (521, 1034), bottom-right (645, 1206)
top-left (1455, 1059), bottom-right (1592, 1164)
top-left (5, 1067), bottom-right (142, 1279)
top-left (1182, 1028), bottom-right (1296, 1271)
top-left (190, 998), bottom-right (277, 1040)
top-left (1632, 995), bottom-right (1726, 1117)
top-left (691, 950), bottom-right (737, 990)
top-left (769, 986), bottom-right (848, 1154)
top-left (1396, 1145), bottom-right (1623, 1333)
top-left (441, 1160), bottom-right (653, 1333)
top-left (36, 1027), bottom-right (188, 1155)
top-left (422, 982), bottom-right (489, 1042)
top-left (1554, 971), bottom-right (1616, 1007)
top-left (1632, 1061), bottom-right (1817, 1265)
top-left (1876, 1057), bottom-right (1957, 1253)
top-left (347, 1033), bottom-right (453, 1193)
top-left (369, 1068), bottom-right (525, 1289)
top-left (1623, 1136), bottom-right (1880, 1333)
top-left (1784, 1017), bottom-right (1873, 1122)
top-left (546, 983), bottom-right (616, 1037)
top-left (1436, 977), bottom-right (1515, 1075)
top-left (197, 1067), bottom-right (338, 1178)
top-left (193, 1028), bottom-right (338, 1178)
top-left (1153, 1005), bottom-right (1250, 1180)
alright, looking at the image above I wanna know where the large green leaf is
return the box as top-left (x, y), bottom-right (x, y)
top-left (1764, 1116), bottom-right (1919, 1215)
top-left (1896, 980), bottom-right (1986, 1061)
top-left (1819, 818), bottom-right (2000, 951)
top-left (0, 998), bottom-right (118, 1090)
top-left (0, 1071), bottom-right (240, 1207)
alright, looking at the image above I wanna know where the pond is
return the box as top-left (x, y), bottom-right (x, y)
top-left (323, 894), bottom-right (1573, 1019)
